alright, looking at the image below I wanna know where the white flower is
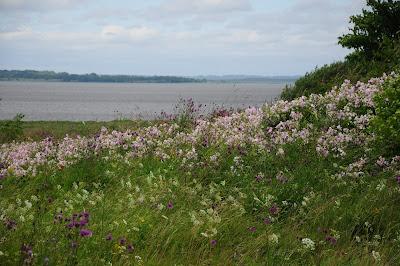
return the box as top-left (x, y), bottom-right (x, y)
top-left (268, 233), bottom-right (279, 244)
top-left (372, 250), bottom-right (381, 262)
top-left (24, 200), bottom-right (32, 209)
top-left (302, 238), bottom-right (315, 251)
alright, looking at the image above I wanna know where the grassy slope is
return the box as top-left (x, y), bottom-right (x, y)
top-left (1, 78), bottom-right (400, 265)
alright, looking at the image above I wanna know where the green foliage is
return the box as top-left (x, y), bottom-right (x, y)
top-left (338, 0), bottom-right (400, 57)
top-left (281, 0), bottom-right (400, 100)
top-left (0, 113), bottom-right (24, 143)
top-left (371, 75), bottom-right (400, 152)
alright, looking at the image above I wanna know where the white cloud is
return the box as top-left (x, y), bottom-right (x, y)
top-left (0, 0), bottom-right (86, 11)
top-left (101, 25), bottom-right (159, 42)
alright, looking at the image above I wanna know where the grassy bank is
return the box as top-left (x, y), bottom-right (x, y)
top-left (0, 74), bottom-right (399, 265)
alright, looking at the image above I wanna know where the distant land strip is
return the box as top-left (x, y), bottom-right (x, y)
top-left (0, 70), bottom-right (205, 83)
top-left (0, 70), bottom-right (299, 83)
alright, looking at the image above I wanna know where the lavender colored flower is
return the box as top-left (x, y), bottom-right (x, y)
top-left (21, 244), bottom-right (33, 259)
top-left (396, 176), bottom-right (400, 185)
top-left (263, 218), bottom-right (271, 225)
top-left (210, 239), bottom-right (217, 246)
top-left (255, 174), bottom-right (263, 182)
top-left (276, 173), bottom-right (288, 183)
top-left (248, 226), bottom-right (256, 232)
top-left (106, 233), bottom-right (113, 241)
top-left (4, 219), bottom-right (17, 230)
top-left (119, 237), bottom-right (126, 245)
top-left (325, 236), bottom-right (337, 245)
top-left (79, 229), bottom-right (93, 237)
top-left (127, 244), bottom-right (134, 253)
top-left (269, 204), bottom-right (279, 216)
top-left (167, 201), bottom-right (174, 209)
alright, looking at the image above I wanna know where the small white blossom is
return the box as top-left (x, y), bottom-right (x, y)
top-left (302, 238), bottom-right (315, 251)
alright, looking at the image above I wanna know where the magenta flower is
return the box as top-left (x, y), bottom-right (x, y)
top-left (79, 229), bottom-right (93, 237)
top-left (106, 233), bottom-right (113, 241)
top-left (127, 244), bottom-right (134, 253)
top-left (263, 218), bottom-right (271, 225)
top-left (325, 236), bottom-right (337, 245)
top-left (248, 226), bottom-right (256, 232)
top-left (167, 201), bottom-right (174, 209)
top-left (269, 204), bottom-right (279, 216)
top-left (119, 237), bottom-right (126, 245)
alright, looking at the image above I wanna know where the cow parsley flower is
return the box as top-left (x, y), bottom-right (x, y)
top-left (302, 238), bottom-right (315, 251)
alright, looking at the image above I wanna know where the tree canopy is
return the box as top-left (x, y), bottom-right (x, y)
top-left (338, 0), bottom-right (400, 58)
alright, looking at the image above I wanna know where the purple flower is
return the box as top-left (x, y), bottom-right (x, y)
top-left (167, 201), bottom-right (174, 209)
top-left (255, 174), bottom-right (263, 182)
top-left (263, 218), bottom-right (271, 225)
top-left (276, 173), bottom-right (288, 184)
top-left (4, 219), bottom-right (17, 230)
top-left (79, 229), bottom-right (92, 237)
top-left (396, 176), bottom-right (400, 185)
top-left (248, 226), bottom-right (256, 232)
top-left (119, 237), bottom-right (126, 245)
top-left (325, 236), bottom-right (337, 245)
top-left (210, 239), bottom-right (217, 246)
top-left (21, 244), bottom-right (33, 257)
top-left (106, 233), bottom-right (113, 241)
top-left (127, 244), bottom-right (134, 253)
top-left (269, 204), bottom-right (279, 216)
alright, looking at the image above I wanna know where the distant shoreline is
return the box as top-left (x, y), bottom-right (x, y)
top-left (0, 70), bottom-right (298, 84)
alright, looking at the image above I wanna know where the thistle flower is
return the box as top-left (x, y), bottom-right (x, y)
top-left (79, 229), bottom-right (93, 237)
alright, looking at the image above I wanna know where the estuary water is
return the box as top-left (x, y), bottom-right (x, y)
top-left (0, 81), bottom-right (290, 121)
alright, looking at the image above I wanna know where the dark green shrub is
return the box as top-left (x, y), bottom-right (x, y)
top-left (0, 113), bottom-right (25, 143)
top-left (370, 75), bottom-right (400, 151)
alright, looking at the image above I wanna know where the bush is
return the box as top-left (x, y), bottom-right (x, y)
top-left (0, 113), bottom-right (25, 143)
top-left (371, 75), bottom-right (400, 152)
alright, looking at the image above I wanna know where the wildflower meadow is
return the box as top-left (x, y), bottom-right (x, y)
top-left (1, 73), bottom-right (400, 265)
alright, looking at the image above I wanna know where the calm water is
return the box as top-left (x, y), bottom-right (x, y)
top-left (0, 81), bottom-right (289, 121)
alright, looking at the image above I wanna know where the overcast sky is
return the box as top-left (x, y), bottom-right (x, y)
top-left (0, 0), bottom-right (366, 76)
